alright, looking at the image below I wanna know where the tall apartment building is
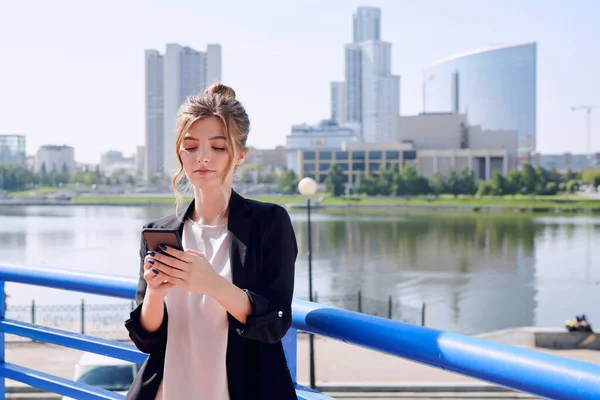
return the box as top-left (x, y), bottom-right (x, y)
top-left (144, 44), bottom-right (222, 179)
top-left (336, 7), bottom-right (400, 142)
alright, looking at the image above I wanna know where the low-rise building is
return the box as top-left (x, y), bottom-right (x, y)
top-left (291, 113), bottom-right (517, 185)
top-left (34, 145), bottom-right (76, 174)
top-left (285, 120), bottom-right (360, 173)
top-left (0, 135), bottom-right (26, 164)
top-left (245, 146), bottom-right (286, 168)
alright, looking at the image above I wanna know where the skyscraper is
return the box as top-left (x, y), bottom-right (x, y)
top-left (144, 50), bottom-right (164, 180)
top-left (330, 82), bottom-right (346, 125)
top-left (423, 42), bottom-right (536, 157)
top-left (144, 43), bottom-right (222, 178)
top-left (341, 7), bottom-right (400, 143)
top-left (359, 41), bottom-right (399, 143)
top-left (344, 44), bottom-right (362, 125)
top-left (206, 44), bottom-right (222, 87)
top-left (353, 7), bottom-right (381, 43)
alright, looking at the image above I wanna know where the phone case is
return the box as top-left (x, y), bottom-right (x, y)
top-left (141, 228), bottom-right (184, 252)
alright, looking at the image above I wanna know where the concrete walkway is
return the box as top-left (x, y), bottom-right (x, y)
top-left (4, 334), bottom-right (600, 399)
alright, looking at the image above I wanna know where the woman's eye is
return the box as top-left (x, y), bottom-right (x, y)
top-left (213, 147), bottom-right (226, 151)
top-left (184, 147), bottom-right (197, 151)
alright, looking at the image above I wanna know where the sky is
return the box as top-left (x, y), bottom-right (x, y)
top-left (1, 0), bottom-right (599, 164)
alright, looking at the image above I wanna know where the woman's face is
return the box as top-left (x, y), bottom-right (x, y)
top-left (179, 117), bottom-right (245, 189)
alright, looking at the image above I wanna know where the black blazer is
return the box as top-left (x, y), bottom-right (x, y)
top-left (124, 190), bottom-right (298, 399)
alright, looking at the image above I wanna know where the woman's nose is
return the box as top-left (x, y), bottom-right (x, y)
top-left (196, 143), bottom-right (209, 162)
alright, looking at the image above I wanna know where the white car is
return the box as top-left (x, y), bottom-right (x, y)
top-left (61, 351), bottom-right (141, 400)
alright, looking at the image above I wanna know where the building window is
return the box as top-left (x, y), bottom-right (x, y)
top-left (369, 151), bottom-right (382, 160)
top-left (352, 151), bottom-right (365, 161)
top-left (386, 162), bottom-right (399, 170)
top-left (403, 150), bottom-right (417, 160)
top-left (352, 162), bottom-right (365, 171)
top-left (386, 151), bottom-right (400, 160)
top-left (304, 163), bottom-right (316, 172)
top-left (338, 163), bottom-right (349, 171)
top-left (369, 163), bottom-right (381, 172)
top-left (319, 163), bottom-right (331, 171)
top-left (335, 151), bottom-right (349, 160)
top-left (319, 151), bottom-right (332, 160)
top-left (317, 174), bottom-right (327, 183)
top-left (304, 151), bottom-right (316, 161)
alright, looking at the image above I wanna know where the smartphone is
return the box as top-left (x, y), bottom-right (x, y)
top-left (142, 228), bottom-right (184, 253)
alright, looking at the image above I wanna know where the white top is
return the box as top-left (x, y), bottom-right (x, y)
top-left (155, 219), bottom-right (232, 400)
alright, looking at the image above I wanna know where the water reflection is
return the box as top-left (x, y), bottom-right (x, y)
top-left (1, 206), bottom-right (599, 334)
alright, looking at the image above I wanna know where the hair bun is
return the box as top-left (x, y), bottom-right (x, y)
top-left (204, 82), bottom-right (236, 99)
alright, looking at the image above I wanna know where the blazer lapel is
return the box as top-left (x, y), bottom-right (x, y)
top-left (227, 190), bottom-right (252, 289)
top-left (174, 190), bottom-right (252, 288)
top-left (161, 201), bottom-right (193, 236)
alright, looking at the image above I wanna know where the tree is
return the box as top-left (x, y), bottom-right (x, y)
top-left (491, 172), bottom-right (507, 196)
top-left (389, 165), bottom-right (404, 196)
top-left (401, 165), bottom-right (429, 195)
top-left (429, 173), bottom-right (446, 197)
top-left (446, 171), bottom-right (461, 197)
top-left (519, 163), bottom-right (537, 194)
top-left (375, 164), bottom-right (392, 195)
top-left (545, 181), bottom-right (558, 195)
top-left (325, 164), bottom-right (346, 197)
top-left (565, 169), bottom-right (579, 181)
top-left (356, 173), bottom-right (378, 195)
top-left (40, 162), bottom-right (48, 185)
top-left (504, 170), bottom-right (521, 196)
top-left (276, 170), bottom-right (298, 195)
top-left (566, 180), bottom-right (579, 193)
top-left (458, 166), bottom-right (477, 196)
top-left (476, 181), bottom-right (494, 197)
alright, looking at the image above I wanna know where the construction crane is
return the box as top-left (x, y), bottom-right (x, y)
top-left (571, 105), bottom-right (600, 168)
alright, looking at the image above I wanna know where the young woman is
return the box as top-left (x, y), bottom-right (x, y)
top-left (125, 83), bottom-right (298, 399)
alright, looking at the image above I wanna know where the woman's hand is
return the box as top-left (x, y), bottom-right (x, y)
top-left (143, 253), bottom-right (175, 299)
top-left (146, 245), bottom-right (220, 296)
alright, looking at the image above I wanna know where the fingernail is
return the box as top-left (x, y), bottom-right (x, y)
top-left (148, 259), bottom-right (155, 265)
top-left (151, 268), bottom-right (159, 275)
top-left (159, 244), bottom-right (167, 251)
top-left (147, 251), bottom-right (155, 256)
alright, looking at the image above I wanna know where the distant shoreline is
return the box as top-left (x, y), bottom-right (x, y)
top-left (2, 196), bottom-right (600, 214)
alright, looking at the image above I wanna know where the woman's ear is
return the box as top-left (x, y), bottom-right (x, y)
top-left (236, 151), bottom-right (247, 166)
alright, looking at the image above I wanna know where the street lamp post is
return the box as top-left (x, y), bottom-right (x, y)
top-left (572, 106), bottom-right (600, 169)
top-left (298, 176), bottom-right (317, 389)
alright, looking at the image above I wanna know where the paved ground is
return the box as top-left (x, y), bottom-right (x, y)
top-left (295, 333), bottom-right (599, 389)
top-left (5, 334), bottom-right (600, 399)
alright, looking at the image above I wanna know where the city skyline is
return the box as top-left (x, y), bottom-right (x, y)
top-left (1, 0), bottom-right (599, 163)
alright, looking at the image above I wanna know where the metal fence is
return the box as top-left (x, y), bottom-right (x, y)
top-left (5, 291), bottom-right (425, 341)
top-left (5, 300), bottom-right (134, 341)
top-left (311, 290), bottom-right (425, 326)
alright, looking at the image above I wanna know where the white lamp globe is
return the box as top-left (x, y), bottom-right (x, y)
top-left (298, 177), bottom-right (317, 196)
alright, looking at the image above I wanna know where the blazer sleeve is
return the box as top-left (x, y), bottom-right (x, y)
top-left (124, 225), bottom-right (169, 354)
top-left (230, 205), bottom-right (297, 344)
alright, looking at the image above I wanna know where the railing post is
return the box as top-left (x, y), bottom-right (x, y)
top-left (388, 295), bottom-right (392, 319)
top-left (421, 302), bottom-right (426, 326)
top-left (31, 299), bottom-right (35, 325)
top-left (357, 289), bottom-right (362, 313)
top-left (80, 299), bottom-right (85, 335)
top-left (282, 328), bottom-right (297, 384)
top-left (0, 281), bottom-right (6, 398)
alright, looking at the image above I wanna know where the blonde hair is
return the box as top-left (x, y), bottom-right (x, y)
top-left (172, 83), bottom-right (250, 213)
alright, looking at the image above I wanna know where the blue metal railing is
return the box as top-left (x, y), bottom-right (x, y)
top-left (0, 263), bottom-right (600, 399)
